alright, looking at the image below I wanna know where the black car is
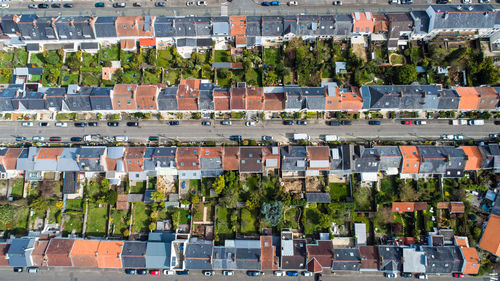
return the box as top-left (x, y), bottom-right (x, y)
top-left (38, 3), bottom-right (49, 8)
top-left (155, 2), bottom-right (166, 6)
top-left (148, 136), bottom-right (159, 141)
top-left (63, 3), bottom-right (73, 8)
top-left (401, 273), bottom-right (412, 278)
top-left (70, 137), bottom-right (83, 142)
top-left (127, 122), bottom-right (139, 127)
top-left (133, 2), bottom-right (142, 6)
top-left (13, 267), bottom-right (23, 273)
top-left (341, 120), bottom-right (352, 125)
top-left (283, 120), bottom-right (294, 125)
top-left (39, 122), bottom-right (49, 127)
top-left (74, 122), bottom-right (87, 127)
top-left (201, 121), bottom-right (211, 126)
top-left (315, 273), bottom-right (322, 281)
top-left (436, 0), bottom-right (448, 3)
top-left (169, 121), bottom-right (180, 126)
top-left (107, 122), bottom-right (119, 127)
top-left (51, 3), bottom-right (61, 8)
top-left (88, 122), bottom-right (98, 127)
top-left (124, 269), bottom-right (137, 275)
top-left (136, 269), bottom-right (148, 275)
top-left (229, 135), bottom-right (242, 141)
top-left (495, 121), bottom-right (500, 125)
top-left (247, 271), bottom-right (262, 277)
top-left (327, 121), bottom-right (341, 126)
top-left (112, 2), bottom-right (126, 7)
top-left (368, 120), bottom-right (381, 125)
top-left (296, 120), bottom-right (307, 125)
top-left (176, 270), bottom-right (189, 275)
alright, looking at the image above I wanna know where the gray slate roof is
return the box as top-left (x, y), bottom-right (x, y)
top-left (122, 241), bottom-right (147, 268)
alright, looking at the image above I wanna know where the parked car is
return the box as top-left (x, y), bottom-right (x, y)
top-left (163, 270), bottom-right (175, 275)
top-left (229, 135), bottom-right (242, 141)
top-left (302, 271), bottom-right (313, 276)
top-left (203, 271), bottom-right (215, 276)
top-left (124, 269), bottom-right (137, 275)
top-left (186, 1), bottom-right (195, 5)
top-left (452, 273), bottom-right (465, 278)
top-left (49, 137), bottom-right (61, 142)
top-left (247, 271), bottom-right (263, 277)
top-left (39, 122), bottom-right (49, 127)
top-left (95, 2), bottom-right (105, 7)
top-left (262, 136), bottom-right (273, 141)
top-left (155, 2), bottom-right (166, 6)
top-left (287, 271), bottom-right (299, 277)
top-left (63, 3), bottom-right (73, 8)
top-left (112, 2), bottom-right (126, 7)
top-left (287, 1), bottom-right (298, 4)
top-left (296, 120), bottom-right (307, 125)
top-left (436, 0), bottom-right (448, 3)
top-left (333, 0), bottom-right (342, 4)
top-left (222, 271), bottom-right (234, 276)
top-left (133, 2), bottom-right (142, 6)
top-left (55, 122), bottom-right (68, 127)
top-left (197, 0), bottom-right (207, 5)
top-left (315, 273), bottom-right (322, 281)
top-left (38, 3), bottom-right (49, 8)
top-left (246, 121), bottom-right (256, 126)
top-left (88, 122), bottom-right (98, 127)
top-left (107, 122), bottom-right (119, 127)
top-left (176, 270), bottom-right (189, 275)
top-left (261, 1), bottom-right (271, 5)
top-left (341, 120), bottom-right (352, 125)
top-left (150, 270), bottom-right (161, 275)
top-left (13, 267), bottom-right (23, 273)
top-left (401, 120), bottom-right (412, 125)
top-left (74, 122), bottom-right (87, 127)
top-left (137, 269), bottom-right (148, 275)
top-left (70, 137), bottom-right (83, 142)
top-left (0, 3), bottom-right (9, 8)
top-left (127, 122), bottom-right (139, 127)
top-left (28, 4), bottom-right (37, 9)
top-left (148, 136), bottom-right (159, 141)
top-left (201, 121), bottom-right (211, 126)
top-left (327, 121), bottom-right (341, 126)
top-left (416, 273), bottom-right (428, 279)
top-left (274, 271), bottom-right (286, 276)
top-left (385, 273), bottom-right (397, 278)
top-left (414, 120), bottom-right (427, 125)
top-left (368, 120), bottom-right (381, 125)
top-left (271, 0), bottom-right (280, 5)
top-left (283, 120), bottom-right (294, 125)
top-left (495, 121), bottom-right (500, 125)
top-left (51, 3), bottom-right (61, 8)
top-left (454, 135), bottom-right (464, 141)
top-left (490, 133), bottom-right (500, 139)
top-left (27, 267), bottom-right (38, 273)
top-left (401, 272), bottom-right (412, 278)
top-left (16, 137), bottom-right (26, 141)
top-left (22, 122), bottom-right (33, 127)
top-left (32, 136), bottom-right (44, 141)
top-left (221, 120), bottom-right (232, 125)
top-left (169, 121), bottom-right (180, 126)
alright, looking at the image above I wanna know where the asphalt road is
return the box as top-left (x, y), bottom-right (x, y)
top-left (1, 0), bottom-right (499, 17)
top-left (0, 268), bottom-right (489, 281)
top-left (3, 119), bottom-right (497, 144)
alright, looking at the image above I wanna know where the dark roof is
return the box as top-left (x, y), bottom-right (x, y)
top-left (7, 238), bottom-right (34, 267)
top-left (184, 240), bottom-right (213, 270)
top-left (121, 241), bottom-right (147, 268)
top-left (332, 248), bottom-right (361, 271)
top-left (281, 239), bottom-right (306, 270)
top-left (46, 238), bottom-right (75, 267)
top-left (55, 16), bottom-right (95, 40)
top-left (236, 248), bottom-right (261, 270)
top-left (80, 42), bottom-right (99, 50)
top-left (422, 246), bottom-right (462, 274)
top-left (378, 245), bottom-right (402, 272)
top-left (94, 16), bottom-right (117, 38)
top-left (89, 87), bottom-right (113, 111)
top-left (306, 193), bottom-right (331, 203)
top-left (158, 87), bottom-right (178, 110)
top-left (0, 15), bottom-right (20, 35)
top-left (26, 43), bottom-right (40, 51)
top-left (62, 171), bottom-right (78, 194)
top-left (154, 17), bottom-right (176, 37)
top-left (17, 15), bottom-right (57, 41)
top-left (239, 147), bottom-right (263, 173)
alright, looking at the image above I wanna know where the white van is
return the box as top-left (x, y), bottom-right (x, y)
top-left (114, 136), bottom-right (129, 142)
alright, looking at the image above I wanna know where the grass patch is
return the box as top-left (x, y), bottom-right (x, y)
top-left (123, 70), bottom-right (141, 84)
top-left (329, 183), bottom-right (348, 202)
top-left (284, 207), bottom-right (299, 229)
top-left (263, 48), bottom-right (279, 65)
top-left (81, 71), bottom-right (101, 86)
top-left (66, 199), bottom-right (83, 211)
top-left (86, 181), bottom-right (101, 198)
top-left (63, 213), bottom-right (83, 235)
top-left (130, 181), bottom-right (145, 194)
top-left (100, 46), bottom-right (120, 62)
top-left (189, 179), bottom-right (200, 195)
top-left (164, 69), bottom-right (179, 85)
top-left (215, 206), bottom-right (233, 239)
top-left (157, 49), bottom-right (173, 68)
top-left (10, 178), bottom-right (24, 198)
top-left (132, 202), bottom-right (149, 233)
top-left (303, 207), bottom-right (324, 235)
top-left (354, 186), bottom-right (372, 211)
top-left (48, 204), bottom-right (61, 224)
top-left (111, 209), bottom-right (128, 235)
top-left (86, 204), bottom-right (108, 236)
top-left (390, 53), bottom-right (404, 65)
top-left (214, 50), bottom-right (230, 62)
top-left (143, 68), bottom-right (162, 84)
top-left (193, 204), bottom-right (204, 221)
top-left (240, 209), bottom-right (257, 233)
top-left (245, 68), bottom-right (261, 86)
top-left (0, 52), bottom-right (13, 68)
top-left (82, 53), bottom-right (99, 68)
top-left (29, 53), bottom-right (45, 67)
top-left (61, 71), bottom-right (79, 86)
top-left (0, 69), bottom-right (12, 84)
top-left (13, 49), bottom-right (28, 67)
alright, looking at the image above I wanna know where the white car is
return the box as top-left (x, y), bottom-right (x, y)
top-left (203, 271), bottom-right (215, 276)
top-left (55, 122), bottom-right (68, 127)
top-left (22, 122), bottom-right (33, 127)
top-left (32, 136), bottom-right (44, 141)
top-left (186, 1), bottom-right (194, 5)
top-left (454, 135), bottom-right (464, 141)
top-left (287, 1), bottom-right (298, 5)
top-left (245, 121), bottom-right (256, 127)
top-left (163, 270), bottom-right (175, 275)
top-left (442, 134), bottom-right (454, 140)
top-left (222, 271), bottom-right (234, 276)
top-left (197, 0), bottom-right (207, 5)
top-left (274, 271), bottom-right (286, 276)
top-left (461, 0), bottom-right (471, 3)
top-left (0, 4), bottom-right (9, 8)
top-left (302, 271), bottom-right (313, 276)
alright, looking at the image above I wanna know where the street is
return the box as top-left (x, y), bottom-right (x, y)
top-left (1, 0), bottom-right (499, 17)
top-left (2, 119), bottom-right (497, 144)
top-left (0, 268), bottom-right (489, 281)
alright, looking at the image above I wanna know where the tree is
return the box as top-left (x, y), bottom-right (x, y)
top-left (149, 222), bottom-right (156, 231)
top-left (191, 195), bottom-right (200, 204)
top-left (29, 196), bottom-right (49, 212)
top-left (399, 184), bottom-right (418, 202)
top-left (123, 229), bottom-right (130, 237)
top-left (45, 69), bottom-right (60, 85)
top-left (375, 206), bottom-right (394, 224)
top-left (394, 64), bottom-right (417, 84)
top-left (213, 175), bottom-right (225, 194)
top-left (319, 213), bottom-right (331, 229)
top-left (146, 49), bottom-right (157, 65)
top-left (245, 192), bottom-right (261, 211)
top-left (66, 53), bottom-right (81, 70)
top-left (106, 190), bottom-right (118, 205)
top-left (261, 201), bottom-right (283, 227)
top-left (150, 191), bottom-right (166, 203)
top-left (220, 188), bottom-right (238, 209)
top-left (112, 69), bottom-right (124, 83)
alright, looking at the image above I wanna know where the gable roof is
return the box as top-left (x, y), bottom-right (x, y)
top-left (461, 146), bottom-right (482, 170)
top-left (115, 16), bottom-right (154, 37)
top-left (97, 241), bottom-right (123, 268)
top-left (460, 247), bottom-right (479, 274)
top-left (70, 240), bottom-right (99, 268)
top-left (306, 241), bottom-right (333, 268)
top-left (46, 238), bottom-right (75, 267)
top-left (455, 87), bottom-right (480, 110)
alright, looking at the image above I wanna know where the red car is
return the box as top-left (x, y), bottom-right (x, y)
top-left (401, 120), bottom-right (412, 125)
top-left (150, 270), bottom-right (161, 275)
top-left (49, 137), bottom-right (61, 142)
top-left (452, 273), bottom-right (464, 278)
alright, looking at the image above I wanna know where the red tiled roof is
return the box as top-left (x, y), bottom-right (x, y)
top-left (307, 241), bottom-right (333, 268)
top-left (264, 92), bottom-right (284, 111)
top-left (200, 147), bottom-right (223, 159)
top-left (125, 147), bottom-right (146, 172)
top-left (340, 87), bottom-right (363, 110)
top-left (36, 148), bottom-right (63, 160)
top-left (112, 84), bottom-right (137, 110)
top-left (71, 240), bottom-right (99, 268)
top-left (262, 146), bottom-right (280, 169)
top-left (476, 87), bottom-right (498, 110)
top-left (230, 16), bottom-right (246, 37)
top-left (392, 202), bottom-right (414, 213)
top-left (4, 148), bottom-right (21, 170)
top-left (230, 87), bottom-right (246, 110)
top-left (359, 246), bottom-right (378, 269)
top-left (246, 87), bottom-right (264, 110)
top-left (176, 147), bottom-right (200, 170)
top-left (223, 147), bottom-right (239, 170)
top-left (455, 87), bottom-right (480, 110)
top-left (46, 238), bottom-right (75, 267)
top-left (461, 247), bottom-right (480, 274)
top-left (307, 146), bottom-right (330, 161)
top-left (177, 80), bottom-right (201, 111)
top-left (461, 146), bottom-right (482, 170)
top-left (120, 39), bottom-right (136, 50)
top-left (261, 236), bottom-right (278, 270)
top-left (214, 90), bottom-right (230, 111)
top-left (450, 202), bottom-right (465, 213)
top-left (307, 257), bottom-right (323, 273)
top-left (115, 16), bottom-right (155, 37)
top-left (135, 85), bottom-right (158, 110)
top-left (352, 12), bottom-right (375, 33)
top-left (97, 241), bottom-right (124, 268)
top-left (400, 146), bottom-right (420, 174)
top-left (31, 240), bottom-right (48, 267)
top-left (139, 38), bottom-right (156, 47)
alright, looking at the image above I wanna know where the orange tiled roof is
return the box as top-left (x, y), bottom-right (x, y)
top-left (373, 14), bottom-right (389, 33)
top-left (455, 236), bottom-right (469, 247)
top-left (400, 146), bottom-right (421, 174)
top-left (352, 12), bottom-right (375, 33)
top-left (4, 148), bottom-right (22, 170)
top-left (115, 16), bottom-right (155, 37)
top-left (97, 241), bottom-right (124, 268)
top-left (262, 146), bottom-right (280, 169)
top-left (479, 214), bottom-right (500, 256)
top-left (125, 147), bottom-right (146, 172)
top-left (325, 87), bottom-right (341, 110)
top-left (214, 90), bottom-right (230, 111)
top-left (246, 87), bottom-right (264, 110)
top-left (102, 67), bottom-right (119, 81)
top-left (392, 202), bottom-right (414, 213)
top-left (31, 240), bottom-right (48, 267)
top-left (450, 202), bottom-right (465, 213)
top-left (112, 84), bottom-right (137, 110)
top-left (455, 87), bottom-right (480, 110)
top-left (307, 146), bottom-right (330, 161)
top-left (229, 16), bottom-right (246, 37)
top-left (476, 87), bottom-right (498, 110)
top-left (461, 247), bottom-right (480, 274)
top-left (437, 202), bottom-right (450, 209)
top-left (223, 147), bottom-right (239, 170)
top-left (307, 257), bottom-right (323, 273)
top-left (139, 37), bottom-right (156, 47)
top-left (340, 87), bottom-right (363, 110)
top-left (176, 147), bottom-right (200, 170)
top-left (264, 92), bottom-right (284, 111)
top-left (71, 240), bottom-right (99, 268)
top-left (135, 85), bottom-right (158, 110)
top-left (36, 148), bottom-right (63, 160)
top-left (235, 35), bottom-right (247, 46)
top-left (200, 147), bottom-right (223, 159)
top-left (230, 87), bottom-right (246, 110)
top-left (461, 146), bottom-right (482, 170)
top-left (120, 39), bottom-right (136, 50)
top-left (177, 80), bottom-right (201, 111)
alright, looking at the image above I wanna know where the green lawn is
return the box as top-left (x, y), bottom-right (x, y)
top-left (13, 49), bottom-right (28, 67)
top-left (245, 68), bottom-right (261, 86)
top-left (48, 204), bottom-right (61, 224)
top-left (354, 186), bottom-right (372, 211)
top-left (164, 69), bottom-right (179, 85)
top-left (215, 206), bottom-right (233, 239)
top-left (284, 207), bottom-right (299, 229)
top-left (193, 204), bottom-right (204, 221)
top-left (0, 69), bottom-right (12, 84)
top-left (303, 208), bottom-right (322, 235)
top-left (111, 209), bottom-right (128, 235)
top-left (329, 183), bottom-right (348, 202)
top-left (132, 202), bottom-right (149, 233)
top-left (100, 46), bottom-right (120, 62)
top-left (0, 52), bottom-right (13, 68)
top-left (189, 179), bottom-right (200, 195)
top-left (143, 68), bottom-right (162, 84)
top-left (63, 213), bottom-right (83, 235)
top-left (120, 51), bottom-right (136, 68)
top-left (10, 178), bottom-right (24, 198)
top-left (65, 199), bottom-right (83, 211)
top-left (14, 207), bottom-right (29, 234)
top-left (263, 48), bottom-right (280, 65)
top-left (81, 71), bottom-right (101, 86)
top-left (28, 74), bottom-right (42, 83)
top-left (30, 53), bottom-right (45, 67)
top-left (123, 70), bottom-right (141, 84)
top-left (86, 204), bottom-right (108, 236)
top-left (130, 181), bottom-right (145, 194)
top-left (82, 53), bottom-right (99, 68)
top-left (86, 181), bottom-right (101, 198)
top-left (61, 71), bottom-right (79, 86)
top-left (157, 49), bottom-right (173, 68)
top-left (214, 50), bottom-right (230, 62)
top-left (240, 209), bottom-right (257, 233)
